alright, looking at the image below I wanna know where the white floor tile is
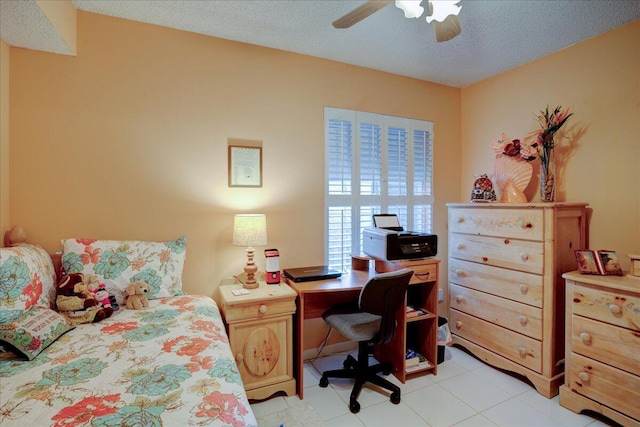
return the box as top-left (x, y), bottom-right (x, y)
top-left (250, 395), bottom-right (288, 419)
top-left (303, 361), bottom-right (322, 388)
top-left (324, 412), bottom-right (366, 427)
top-left (482, 398), bottom-right (565, 427)
top-left (356, 401), bottom-right (430, 427)
top-left (301, 384), bottom-right (351, 421)
top-left (439, 371), bottom-right (512, 412)
top-left (453, 413), bottom-right (498, 427)
top-left (448, 346), bottom-right (486, 370)
top-left (517, 390), bottom-right (596, 427)
top-left (403, 383), bottom-right (477, 426)
top-left (471, 365), bottom-right (532, 396)
top-left (430, 358), bottom-right (467, 383)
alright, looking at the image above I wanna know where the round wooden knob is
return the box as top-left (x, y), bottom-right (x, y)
top-left (259, 304), bottom-right (267, 314)
top-left (519, 316), bottom-right (528, 325)
top-left (457, 243), bottom-right (465, 250)
top-left (518, 347), bottom-right (527, 358)
top-left (578, 371), bottom-right (590, 382)
top-left (520, 253), bottom-right (529, 261)
top-left (455, 321), bottom-right (462, 329)
top-left (455, 269), bottom-right (464, 278)
top-left (504, 239), bottom-right (510, 244)
top-left (609, 304), bottom-right (621, 314)
top-left (457, 217), bottom-right (464, 223)
top-left (236, 353), bottom-right (244, 362)
top-left (519, 284), bottom-right (528, 294)
top-left (579, 332), bottom-right (591, 343)
top-left (455, 295), bottom-right (463, 304)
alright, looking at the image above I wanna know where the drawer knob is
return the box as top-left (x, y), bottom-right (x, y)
top-left (457, 217), bottom-right (464, 223)
top-left (518, 315), bottom-right (528, 325)
top-left (259, 304), bottom-right (268, 314)
top-left (519, 284), bottom-right (528, 294)
top-left (579, 332), bottom-right (591, 343)
top-left (609, 304), bottom-right (621, 315)
top-left (236, 353), bottom-right (244, 362)
top-left (455, 269), bottom-right (465, 278)
top-left (518, 347), bottom-right (527, 358)
top-left (522, 222), bottom-right (533, 229)
top-left (457, 243), bottom-right (465, 250)
top-left (455, 295), bottom-right (463, 304)
top-left (455, 320), bottom-right (463, 329)
top-left (504, 239), bottom-right (510, 244)
top-left (520, 253), bottom-right (529, 261)
top-left (578, 371), bottom-right (590, 382)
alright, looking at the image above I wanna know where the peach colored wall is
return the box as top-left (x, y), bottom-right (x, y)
top-left (461, 21), bottom-right (640, 269)
top-left (9, 8), bottom-right (460, 333)
top-left (1, 39), bottom-right (9, 244)
top-left (35, 0), bottom-right (77, 55)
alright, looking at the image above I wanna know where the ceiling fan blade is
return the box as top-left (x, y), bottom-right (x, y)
top-left (433, 14), bottom-right (461, 42)
top-left (332, 0), bottom-right (393, 29)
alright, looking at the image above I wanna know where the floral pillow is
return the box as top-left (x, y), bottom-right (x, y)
top-left (0, 306), bottom-right (74, 360)
top-left (61, 237), bottom-right (186, 305)
top-left (0, 244), bottom-right (58, 324)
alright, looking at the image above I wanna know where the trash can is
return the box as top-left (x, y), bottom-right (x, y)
top-left (437, 316), bottom-right (451, 364)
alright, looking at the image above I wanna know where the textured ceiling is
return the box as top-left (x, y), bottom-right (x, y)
top-left (2, 0), bottom-right (640, 87)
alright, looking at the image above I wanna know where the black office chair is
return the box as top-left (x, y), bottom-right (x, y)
top-left (319, 268), bottom-right (414, 413)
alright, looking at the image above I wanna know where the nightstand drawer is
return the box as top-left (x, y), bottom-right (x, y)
top-left (449, 207), bottom-right (543, 241)
top-left (222, 298), bottom-right (296, 323)
top-left (450, 234), bottom-right (544, 274)
top-left (450, 283), bottom-right (542, 339)
top-left (571, 284), bottom-right (640, 331)
top-left (571, 315), bottom-right (640, 376)
top-left (450, 309), bottom-right (542, 373)
top-left (449, 258), bottom-right (543, 307)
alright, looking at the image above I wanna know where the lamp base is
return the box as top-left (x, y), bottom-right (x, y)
top-left (243, 247), bottom-right (259, 289)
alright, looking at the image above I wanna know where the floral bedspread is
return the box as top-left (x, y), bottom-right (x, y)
top-left (0, 295), bottom-right (257, 427)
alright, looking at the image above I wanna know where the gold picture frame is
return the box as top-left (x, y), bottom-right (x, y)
top-left (228, 144), bottom-right (262, 187)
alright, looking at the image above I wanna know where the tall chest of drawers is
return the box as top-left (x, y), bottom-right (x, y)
top-left (560, 272), bottom-right (640, 426)
top-left (447, 203), bottom-right (588, 398)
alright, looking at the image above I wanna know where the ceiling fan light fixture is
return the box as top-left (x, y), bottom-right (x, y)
top-left (395, 0), bottom-right (425, 19)
top-left (426, 0), bottom-right (462, 23)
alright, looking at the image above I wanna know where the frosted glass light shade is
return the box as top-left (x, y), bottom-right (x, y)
top-left (426, 0), bottom-right (461, 23)
top-left (395, 0), bottom-right (425, 19)
top-left (233, 214), bottom-right (267, 247)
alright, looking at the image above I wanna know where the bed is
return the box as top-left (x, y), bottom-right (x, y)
top-left (0, 238), bottom-right (258, 427)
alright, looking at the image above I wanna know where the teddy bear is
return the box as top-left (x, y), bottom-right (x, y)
top-left (91, 284), bottom-right (115, 317)
top-left (124, 281), bottom-right (150, 309)
top-left (56, 273), bottom-right (111, 325)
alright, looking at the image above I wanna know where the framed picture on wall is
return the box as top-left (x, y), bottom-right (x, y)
top-left (228, 143), bottom-right (262, 187)
top-left (574, 250), bottom-right (600, 275)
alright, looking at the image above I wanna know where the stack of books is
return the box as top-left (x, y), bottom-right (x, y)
top-left (406, 305), bottom-right (429, 318)
top-left (405, 348), bottom-right (432, 372)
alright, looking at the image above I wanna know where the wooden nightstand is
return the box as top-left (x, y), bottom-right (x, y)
top-left (218, 280), bottom-right (297, 400)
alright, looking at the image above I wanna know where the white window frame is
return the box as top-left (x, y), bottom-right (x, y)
top-left (324, 107), bottom-right (434, 272)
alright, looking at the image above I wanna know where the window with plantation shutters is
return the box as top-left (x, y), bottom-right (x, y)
top-left (324, 107), bottom-right (434, 272)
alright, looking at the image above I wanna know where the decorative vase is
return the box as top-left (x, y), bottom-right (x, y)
top-left (540, 149), bottom-right (556, 202)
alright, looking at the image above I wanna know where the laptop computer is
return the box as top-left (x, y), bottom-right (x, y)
top-left (283, 265), bottom-right (342, 282)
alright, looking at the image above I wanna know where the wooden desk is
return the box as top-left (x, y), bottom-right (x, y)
top-left (286, 258), bottom-right (440, 398)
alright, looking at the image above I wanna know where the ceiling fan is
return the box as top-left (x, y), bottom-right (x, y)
top-left (332, 0), bottom-right (462, 42)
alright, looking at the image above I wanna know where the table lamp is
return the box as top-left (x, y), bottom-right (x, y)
top-left (233, 214), bottom-right (267, 289)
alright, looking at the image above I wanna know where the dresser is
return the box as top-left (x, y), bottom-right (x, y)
top-left (560, 272), bottom-right (640, 426)
top-left (218, 281), bottom-right (297, 400)
top-left (447, 203), bottom-right (588, 398)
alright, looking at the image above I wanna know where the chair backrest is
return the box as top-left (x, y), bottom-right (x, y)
top-left (358, 268), bottom-right (414, 345)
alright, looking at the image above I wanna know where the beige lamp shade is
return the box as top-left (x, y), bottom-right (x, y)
top-left (233, 214), bottom-right (267, 289)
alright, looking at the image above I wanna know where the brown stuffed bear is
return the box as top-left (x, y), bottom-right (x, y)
top-left (124, 281), bottom-right (150, 309)
top-left (56, 273), bottom-right (111, 325)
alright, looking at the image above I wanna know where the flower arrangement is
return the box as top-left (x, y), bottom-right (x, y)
top-left (490, 133), bottom-right (537, 162)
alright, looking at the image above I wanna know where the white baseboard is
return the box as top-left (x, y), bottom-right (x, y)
top-left (302, 341), bottom-right (358, 361)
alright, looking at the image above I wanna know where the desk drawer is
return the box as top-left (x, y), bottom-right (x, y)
top-left (222, 298), bottom-right (296, 323)
top-left (449, 208), bottom-right (543, 241)
top-left (450, 309), bottom-right (542, 373)
top-left (568, 353), bottom-right (640, 421)
top-left (450, 283), bottom-right (542, 339)
top-left (375, 259), bottom-right (438, 284)
top-left (571, 284), bottom-right (640, 331)
top-left (449, 258), bottom-right (542, 307)
top-left (571, 315), bottom-right (640, 377)
top-left (450, 234), bottom-right (544, 275)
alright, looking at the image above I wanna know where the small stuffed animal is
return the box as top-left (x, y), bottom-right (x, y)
top-left (91, 284), bottom-right (114, 317)
top-left (124, 281), bottom-right (150, 309)
top-left (56, 273), bottom-right (109, 325)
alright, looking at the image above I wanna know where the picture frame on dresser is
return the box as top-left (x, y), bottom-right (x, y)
top-left (595, 250), bottom-right (624, 276)
top-left (574, 250), bottom-right (600, 275)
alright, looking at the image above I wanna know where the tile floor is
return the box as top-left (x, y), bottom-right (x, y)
top-left (250, 346), bottom-right (618, 427)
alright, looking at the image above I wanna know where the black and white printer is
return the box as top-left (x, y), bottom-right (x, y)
top-left (363, 214), bottom-right (437, 261)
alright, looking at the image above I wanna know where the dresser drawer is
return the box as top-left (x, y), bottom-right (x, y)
top-left (568, 353), bottom-right (640, 421)
top-left (450, 309), bottom-right (542, 373)
top-left (222, 297), bottom-right (296, 323)
top-left (571, 315), bottom-right (640, 377)
top-left (450, 234), bottom-right (544, 275)
top-left (449, 208), bottom-right (543, 241)
top-left (571, 284), bottom-right (640, 331)
top-left (450, 283), bottom-right (542, 339)
top-left (449, 259), bottom-right (542, 308)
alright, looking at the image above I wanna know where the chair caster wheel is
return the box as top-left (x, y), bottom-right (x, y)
top-left (390, 391), bottom-right (401, 404)
top-left (319, 376), bottom-right (329, 387)
top-left (343, 359), bottom-right (352, 369)
top-left (382, 366), bottom-right (392, 375)
top-left (349, 399), bottom-right (360, 414)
